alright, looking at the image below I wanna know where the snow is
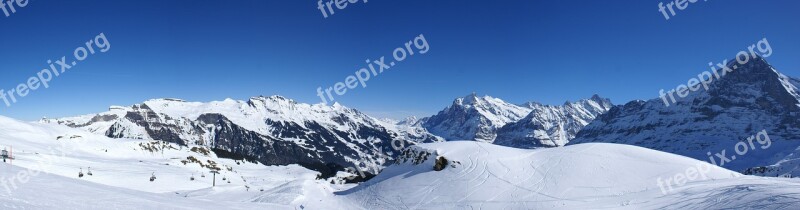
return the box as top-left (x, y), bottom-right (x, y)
top-left (4, 115), bottom-right (800, 209)
top-left (0, 164), bottom-right (278, 210)
top-left (338, 141), bottom-right (800, 209)
top-left (0, 115), bottom-right (333, 209)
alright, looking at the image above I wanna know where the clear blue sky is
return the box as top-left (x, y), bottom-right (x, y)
top-left (1, 0), bottom-right (798, 120)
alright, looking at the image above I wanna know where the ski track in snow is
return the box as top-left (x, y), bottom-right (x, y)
top-left (337, 141), bottom-right (800, 209)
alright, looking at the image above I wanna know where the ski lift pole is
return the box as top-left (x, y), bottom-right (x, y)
top-left (210, 170), bottom-right (219, 187)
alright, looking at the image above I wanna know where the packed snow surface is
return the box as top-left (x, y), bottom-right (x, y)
top-left (339, 141), bottom-right (800, 209)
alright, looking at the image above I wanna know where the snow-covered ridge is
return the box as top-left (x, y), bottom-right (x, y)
top-left (422, 93), bottom-right (613, 145)
top-left (52, 96), bottom-right (399, 140)
top-left (495, 94), bottom-right (613, 148)
top-left (45, 96), bottom-right (443, 178)
top-left (135, 96), bottom-right (371, 135)
top-left (422, 93), bottom-right (536, 142)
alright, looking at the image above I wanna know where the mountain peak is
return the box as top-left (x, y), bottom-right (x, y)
top-left (590, 94), bottom-right (603, 102)
top-left (584, 94), bottom-right (613, 107)
top-left (143, 98), bottom-right (187, 104)
top-left (572, 56), bottom-right (800, 175)
top-left (403, 116), bottom-right (418, 122)
top-left (459, 92), bottom-right (484, 105)
top-left (249, 95), bottom-right (294, 102)
top-left (396, 116), bottom-right (420, 126)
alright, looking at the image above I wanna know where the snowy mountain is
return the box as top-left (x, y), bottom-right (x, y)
top-left (422, 93), bottom-right (613, 146)
top-left (571, 56), bottom-right (800, 177)
top-left (44, 96), bottom-right (442, 178)
top-left (494, 95), bottom-right (613, 148)
top-left (422, 93), bottom-right (536, 143)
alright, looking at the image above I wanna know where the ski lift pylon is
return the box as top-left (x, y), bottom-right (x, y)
top-left (1, 148), bottom-right (9, 163)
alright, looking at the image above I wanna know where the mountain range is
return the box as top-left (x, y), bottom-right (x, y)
top-left (39, 56), bottom-right (800, 179)
top-left (43, 93), bottom-right (612, 179)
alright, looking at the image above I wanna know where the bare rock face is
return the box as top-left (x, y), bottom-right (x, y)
top-left (434, 156), bottom-right (448, 171)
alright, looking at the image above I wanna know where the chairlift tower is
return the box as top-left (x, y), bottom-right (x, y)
top-left (210, 170), bottom-right (220, 187)
top-left (1, 147), bottom-right (11, 164)
top-left (1, 148), bottom-right (8, 163)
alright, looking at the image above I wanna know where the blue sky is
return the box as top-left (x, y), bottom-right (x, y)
top-left (0, 0), bottom-right (798, 120)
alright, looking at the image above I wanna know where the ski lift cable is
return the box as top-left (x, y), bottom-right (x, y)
top-left (6, 156), bottom-right (240, 178)
top-left (29, 160), bottom-right (215, 174)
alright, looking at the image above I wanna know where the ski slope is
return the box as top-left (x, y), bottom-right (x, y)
top-left (338, 141), bottom-right (800, 209)
top-left (0, 115), bottom-right (344, 209)
top-left (0, 164), bottom-right (280, 210)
